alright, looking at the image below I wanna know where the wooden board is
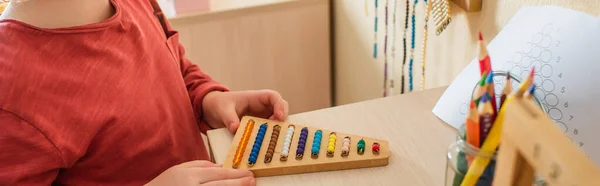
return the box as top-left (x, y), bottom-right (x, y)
top-left (493, 98), bottom-right (600, 185)
top-left (222, 116), bottom-right (390, 177)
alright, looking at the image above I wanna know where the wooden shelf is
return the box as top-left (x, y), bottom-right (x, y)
top-left (452, 0), bottom-right (482, 12)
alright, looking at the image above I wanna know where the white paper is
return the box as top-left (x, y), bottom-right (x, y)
top-left (432, 6), bottom-right (600, 164)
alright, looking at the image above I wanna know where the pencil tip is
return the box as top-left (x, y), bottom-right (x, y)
top-left (470, 100), bottom-right (475, 109)
top-left (486, 72), bottom-right (493, 83)
top-left (506, 71), bottom-right (511, 80)
top-left (530, 67), bottom-right (535, 77)
top-left (478, 31), bottom-right (483, 41)
top-left (528, 84), bottom-right (536, 94)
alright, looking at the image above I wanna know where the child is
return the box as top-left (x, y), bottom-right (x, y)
top-left (0, 0), bottom-right (289, 185)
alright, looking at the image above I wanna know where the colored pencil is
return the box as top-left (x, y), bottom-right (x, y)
top-left (465, 100), bottom-right (480, 167)
top-left (478, 93), bottom-right (495, 145)
top-left (514, 67), bottom-right (535, 98)
top-left (461, 96), bottom-right (513, 186)
top-left (524, 83), bottom-right (536, 100)
top-left (500, 72), bottom-right (511, 109)
top-left (486, 72), bottom-right (498, 115)
top-left (473, 71), bottom-right (488, 105)
top-left (478, 32), bottom-right (492, 75)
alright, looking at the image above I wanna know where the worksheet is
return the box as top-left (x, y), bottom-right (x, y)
top-left (432, 6), bottom-right (600, 164)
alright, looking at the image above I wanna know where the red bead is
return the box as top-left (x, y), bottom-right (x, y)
top-left (372, 143), bottom-right (380, 154)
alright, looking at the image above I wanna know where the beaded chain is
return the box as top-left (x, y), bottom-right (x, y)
top-left (264, 125), bottom-right (281, 163)
top-left (401, 0), bottom-right (409, 94)
top-left (280, 125), bottom-right (295, 161)
top-left (311, 130), bottom-right (323, 158)
top-left (327, 132), bottom-right (337, 157)
top-left (232, 119), bottom-right (255, 168)
top-left (408, 0), bottom-right (417, 92)
top-left (248, 123), bottom-right (267, 167)
top-left (420, 0), bottom-right (431, 91)
top-left (373, 0), bottom-right (378, 58)
top-left (295, 127), bottom-right (309, 160)
top-left (388, 0), bottom-right (398, 96)
top-left (382, 0), bottom-right (389, 97)
top-left (341, 136), bottom-right (351, 157)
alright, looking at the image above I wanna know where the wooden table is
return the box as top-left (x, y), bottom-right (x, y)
top-left (207, 87), bottom-right (459, 185)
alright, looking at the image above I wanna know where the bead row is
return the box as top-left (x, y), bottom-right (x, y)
top-left (295, 127), bottom-right (309, 160)
top-left (280, 125), bottom-right (295, 161)
top-left (264, 125), bottom-right (281, 163)
top-left (311, 130), bottom-right (323, 158)
top-left (342, 137), bottom-right (351, 157)
top-left (248, 123), bottom-right (267, 167)
top-left (327, 132), bottom-right (337, 157)
top-left (232, 119), bottom-right (255, 168)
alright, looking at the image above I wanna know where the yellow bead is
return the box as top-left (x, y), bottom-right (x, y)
top-left (327, 146), bottom-right (335, 152)
top-left (328, 138), bottom-right (335, 143)
top-left (328, 141), bottom-right (335, 147)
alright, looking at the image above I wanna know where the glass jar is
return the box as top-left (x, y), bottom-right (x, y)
top-left (445, 125), bottom-right (547, 186)
top-left (445, 125), bottom-right (497, 186)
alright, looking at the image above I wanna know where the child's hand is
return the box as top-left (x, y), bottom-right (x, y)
top-left (202, 90), bottom-right (289, 133)
top-left (145, 160), bottom-right (255, 186)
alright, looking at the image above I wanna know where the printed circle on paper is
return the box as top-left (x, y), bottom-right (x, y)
top-left (522, 56), bottom-right (533, 68)
top-left (532, 60), bottom-right (542, 70)
top-left (541, 36), bottom-right (552, 48)
top-left (512, 52), bottom-right (524, 64)
top-left (545, 93), bottom-right (559, 107)
top-left (533, 33), bottom-right (544, 44)
top-left (534, 74), bottom-right (543, 86)
top-left (548, 108), bottom-right (563, 120)
top-left (459, 103), bottom-right (469, 115)
top-left (532, 46), bottom-right (543, 58)
top-left (541, 50), bottom-right (552, 63)
top-left (523, 42), bottom-right (534, 54)
top-left (511, 66), bottom-right (523, 77)
top-left (541, 65), bottom-right (553, 78)
top-left (555, 121), bottom-right (568, 133)
top-left (543, 79), bottom-right (555, 92)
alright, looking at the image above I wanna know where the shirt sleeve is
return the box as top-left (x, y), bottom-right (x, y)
top-left (0, 110), bottom-right (66, 185)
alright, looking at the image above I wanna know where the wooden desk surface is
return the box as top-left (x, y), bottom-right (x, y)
top-left (207, 87), bottom-right (458, 185)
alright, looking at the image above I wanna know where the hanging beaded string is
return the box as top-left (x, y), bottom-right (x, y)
top-left (372, 142), bottom-right (381, 155)
top-left (311, 130), bottom-right (323, 158)
top-left (388, 0), bottom-right (398, 96)
top-left (327, 132), bottom-right (337, 157)
top-left (357, 138), bottom-right (366, 155)
top-left (280, 125), bottom-right (295, 161)
top-left (401, 0), bottom-right (409, 94)
top-left (248, 123), bottom-right (267, 167)
top-left (264, 125), bottom-right (281, 163)
top-left (420, 0), bottom-right (431, 91)
top-left (295, 127), bottom-right (309, 160)
top-left (341, 137), bottom-right (351, 157)
top-left (373, 0), bottom-right (378, 59)
top-left (408, 0), bottom-right (418, 92)
top-left (383, 0), bottom-right (389, 97)
top-left (232, 119), bottom-right (255, 168)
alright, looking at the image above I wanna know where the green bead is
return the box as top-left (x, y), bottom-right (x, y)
top-left (357, 144), bottom-right (365, 149)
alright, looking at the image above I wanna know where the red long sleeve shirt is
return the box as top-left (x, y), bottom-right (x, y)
top-left (0, 0), bottom-right (228, 185)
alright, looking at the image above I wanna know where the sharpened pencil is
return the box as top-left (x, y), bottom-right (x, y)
top-left (500, 72), bottom-right (512, 109)
top-left (478, 32), bottom-right (492, 75)
top-left (478, 93), bottom-right (495, 145)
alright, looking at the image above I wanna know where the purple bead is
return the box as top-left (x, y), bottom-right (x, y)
top-left (299, 143), bottom-right (305, 149)
top-left (297, 149), bottom-right (304, 154)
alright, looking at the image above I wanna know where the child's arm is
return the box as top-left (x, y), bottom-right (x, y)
top-left (0, 110), bottom-right (64, 185)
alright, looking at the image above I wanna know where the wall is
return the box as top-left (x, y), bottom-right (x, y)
top-left (169, 0), bottom-right (331, 114)
top-left (333, 0), bottom-right (600, 105)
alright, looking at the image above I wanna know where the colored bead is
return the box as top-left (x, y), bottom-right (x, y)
top-left (341, 136), bottom-right (351, 157)
top-left (372, 142), bottom-right (381, 155)
top-left (280, 125), bottom-right (295, 161)
top-left (311, 130), bottom-right (323, 159)
top-left (233, 119), bottom-right (255, 168)
top-left (264, 125), bottom-right (280, 163)
top-left (357, 138), bottom-right (366, 155)
top-left (327, 132), bottom-right (337, 157)
top-left (296, 127), bottom-right (309, 160)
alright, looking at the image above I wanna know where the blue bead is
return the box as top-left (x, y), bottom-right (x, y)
top-left (312, 147), bottom-right (319, 153)
top-left (251, 151), bottom-right (258, 157)
top-left (253, 144), bottom-right (260, 149)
